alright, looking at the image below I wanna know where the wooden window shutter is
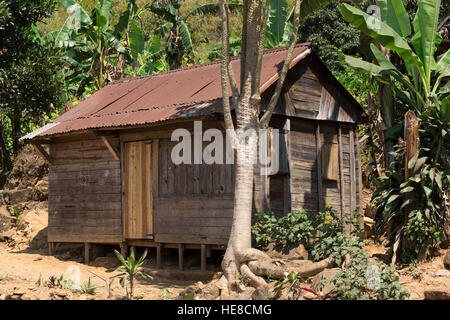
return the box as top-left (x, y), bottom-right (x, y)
top-left (321, 142), bottom-right (339, 181)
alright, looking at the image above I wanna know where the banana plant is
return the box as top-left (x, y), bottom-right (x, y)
top-left (51, 0), bottom-right (129, 96)
top-left (145, 0), bottom-right (241, 68)
top-left (340, 0), bottom-right (449, 111)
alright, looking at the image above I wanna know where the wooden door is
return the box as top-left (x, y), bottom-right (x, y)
top-left (124, 141), bottom-right (153, 239)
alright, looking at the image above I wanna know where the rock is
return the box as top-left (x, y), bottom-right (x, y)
top-left (364, 217), bottom-right (375, 238)
top-left (311, 268), bottom-right (339, 299)
top-left (444, 250), bottom-right (450, 270)
top-left (33, 179), bottom-right (48, 201)
top-left (266, 242), bottom-right (309, 260)
top-left (424, 287), bottom-right (450, 300)
top-left (0, 229), bottom-right (15, 241)
top-left (93, 256), bottom-right (119, 269)
top-left (251, 282), bottom-right (277, 300)
top-left (200, 281), bottom-right (220, 300)
top-left (364, 203), bottom-right (377, 219)
top-left (178, 281), bottom-right (205, 299)
top-left (435, 269), bottom-right (450, 277)
top-left (58, 251), bottom-right (73, 261)
top-left (0, 188), bottom-right (33, 205)
top-left (49, 289), bottom-right (70, 300)
top-left (302, 290), bottom-right (318, 300)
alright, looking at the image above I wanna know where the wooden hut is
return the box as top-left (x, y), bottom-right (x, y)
top-left (21, 44), bottom-right (368, 268)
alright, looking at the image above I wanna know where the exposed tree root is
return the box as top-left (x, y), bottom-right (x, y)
top-left (221, 245), bottom-right (335, 298)
top-left (248, 256), bottom-right (334, 279)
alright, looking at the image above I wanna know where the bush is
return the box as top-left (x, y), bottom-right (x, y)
top-left (333, 261), bottom-right (410, 300)
top-left (251, 208), bottom-right (329, 248)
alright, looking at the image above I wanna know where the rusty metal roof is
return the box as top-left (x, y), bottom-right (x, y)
top-left (23, 45), bottom-right (314, 140)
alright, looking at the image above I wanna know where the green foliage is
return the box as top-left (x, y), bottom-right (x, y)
top-left (298, 2), bottom-right (362, 71)
top-left (79, 277), bottom-right (98, 295)
top-left (0, 0), bottom-right (66, 173)
top-left (372, 148), bottom-right (448, 262)
top-left (252, 209), bottom-right (323, 248)
top-left (333, 261), bottom-right (410, 300)
top-left (341, 0), bottom-right (449, 111)
top-left (272, 271), bottom-right (303, 300)
top-left (45, 274), bottom-right (74, 289)
top-left (106, 249), bottom-right (153, 300)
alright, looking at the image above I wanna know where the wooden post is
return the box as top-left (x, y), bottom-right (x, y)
top-left (349, 127), bottom-right (356, 234)
top-left (156, 243), bottom-right (162, 269)
top-left (48, 242), bottom-right (54, 256)
top-left (178, 244), bottom-right (184, 271)
top-left (120, 242), bottom-right (128, 258)
top-left (355, 126), bottom-right (365, 237)
top-left (404, 111), bottom-right (419, 180)
top-left (84, 243), bottom-right (90, 264)
top-left (400, 111), bottom-right (420, 261)
top-left (315, 123), bottom-right (323, 211)
top-left (338, 125), bottom-right (345, 220)
top-left (201, 244), bottom-right (207, 272)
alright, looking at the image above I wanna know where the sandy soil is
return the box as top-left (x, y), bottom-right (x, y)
top-left (0, 243), bottom-right (200, 300)
top-left (363, 240), bottom-right (450, 300)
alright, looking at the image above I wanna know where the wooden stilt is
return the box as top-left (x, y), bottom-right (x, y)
top-left (48, 242), bottom-right (54, 256)
top-left (178, 244), bottom-right (184, 271)
top-left (156, 243), bottom-right (162, 269)
top-left (201, 244), bottom-right (207, 272)
top-left (120, 242), bottom-right (128, 258)
top-left (84, 243), bottom-right (90, 264)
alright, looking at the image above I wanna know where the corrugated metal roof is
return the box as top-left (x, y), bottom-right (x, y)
top-left (24, 45), bottom-right (312, 139)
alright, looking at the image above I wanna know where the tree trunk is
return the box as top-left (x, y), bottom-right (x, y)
top-left (0, 121), bottom-right (12, 173)
top-left (11, 109), bottom-right (21, 157)
top-left (392, 110), bottom-right (419, 264)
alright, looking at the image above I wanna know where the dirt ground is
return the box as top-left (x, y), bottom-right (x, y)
top-left (0, 242), bottom-right (206, 300)
top-left (363, 240), bottom-right (450, 300)
top-left (0, 150), bottom-right (447, 300)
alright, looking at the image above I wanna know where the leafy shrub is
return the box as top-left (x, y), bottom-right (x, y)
top-left (252, 208), bottom-right (326, 248)
top-left (333, 261), bottom-right (409, 300)
top-left (372, 149), bottom-right (449, 263)
top-left (309, 211), bottom-right (410, 300)
top-left (79, 277), bottom-right (98, 295)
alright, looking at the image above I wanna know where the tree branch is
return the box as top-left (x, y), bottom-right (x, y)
top-left (219, 0), bottom-right (236, 134)
top-left (252, 0), bottom-right (271, 99)
top-left (259, 0), bottom-right (301, 127)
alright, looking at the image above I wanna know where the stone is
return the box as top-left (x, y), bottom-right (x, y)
top-left (302, 290), bottom-right (318, 300)
top-left (93, 256), bottom-right (119, 269)
top-left (424, 287), bottom-right (450, 300)
top-left (311, 268), bottom-right (339, 299)
top-left (251, 282), bottom-right (277, 300)
top-left (2, 188), bottom-right (33, 205)
top-left (444, 250), bottom-right (450, 270)
top-left (435, 269), bottom-right (450, 277)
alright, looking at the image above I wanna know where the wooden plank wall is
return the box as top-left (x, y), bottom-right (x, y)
top-left (154, 138), bottom-right (235, 245)
top-left (289, 119), bottom-right (355, 219)
top-left (48, 137), bottom-right (122, 243)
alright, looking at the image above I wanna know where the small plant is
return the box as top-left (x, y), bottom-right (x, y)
top-left (271, 271), bottom-right (303, 300)
top-left (45, 274), bottom-right (73, 289)
top-left (107, 249), bottom-right (153, 300)
top-left (0, 274), bottom-right (10, 281)
top-left (36, 273), bottom-right (43, 286)
top-left (160, 287), bottom-right (172, 299)
top-left (79, 278), bottom-right (98, 295)
top-left (9, 205), bottom-right (22, 226)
